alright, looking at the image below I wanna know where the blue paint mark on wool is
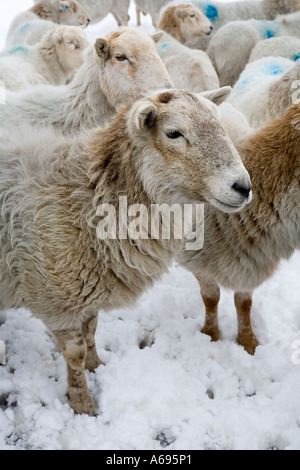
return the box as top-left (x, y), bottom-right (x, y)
top-left (292, 54), bottom-right (300, 62)
top-left (264, 29), bottom-right (275, 39)
top-left (8, 46), bottom-right (29, 55)
top-left (20, 22), bottom-right (30, 34)
top-left (204, 5), bottom-right (218, 22)
top-left (266, 63), bottom-right (286, 75)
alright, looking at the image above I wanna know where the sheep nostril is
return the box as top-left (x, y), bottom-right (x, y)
top-left (232, 182), bottom-right (252, 199)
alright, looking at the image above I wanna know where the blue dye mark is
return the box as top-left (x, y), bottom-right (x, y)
top-left (8, 46), bottom-right (29, 54)
top-left (292, 54), bottom-right (300, 62)
top-left (266, 64), bottom-right (285, 75)
top-left (264, 29), bottom-right (275, 39)
top-left (204, 5), bottom-right (218, 22)
top-left (235, 77), bottom-right (251, 92)
top-left (20, 22), bottom-right (30, 34)
top-left (157, 43), bottom-right (170, 52)
top-left (61, 4), bottom-right (67, 11)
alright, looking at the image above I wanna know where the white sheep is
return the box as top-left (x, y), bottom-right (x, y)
top-left (178, 102), bottom-right (300, 355)
top-left (6, 0), bottom-right (90, 48)
top-left (156, 34), bottom-right (219, 92)
top-left (157, 2), bottom-right (213, 46)
top-left (249, 35), bottom-right (300, 63)
top-left (75, 0), bottom-right (130, 26)
top-left (0, 87), bottom-right (251, 415)
top-left (207, 11), bottom-right (300, 86)
top-left (0, 27), bottom-right (90, 92)
top-left (227, 56), bottom-right (300, 128)
top-left (0, 29), bottom-right (172, 134)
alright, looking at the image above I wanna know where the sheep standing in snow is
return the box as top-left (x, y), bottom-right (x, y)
top-left (0, 88), bottom-right (251, 414)
top-left (249, 35), bottom-right (300, 63)
top-left (179, 102), bottom-right (300, 355)
top-left (157, 3), bottom-right (213, 46)
top-left (227, 56), bottom-right (300, 128)
top-left (75, 0), bottom-right (130, 26)
top-left (0, 29), bottom-right (171, 134)
top-left (6, 0), bottom-right (90, 48)
top-left (0, 27), bottom-right (90, 91)
top-left (207, 11), bottom-right (300, 86)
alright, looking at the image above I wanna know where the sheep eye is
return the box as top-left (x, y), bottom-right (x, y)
top-left (166, 131), bottom-right (184, 139)
top-left (190, 14), bottom-right (196, 18)
top-left (116, 54), bottom-right (127, 62)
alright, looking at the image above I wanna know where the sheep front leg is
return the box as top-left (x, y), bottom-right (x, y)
top-left (54, 329), bottom-right (98, 416)
top-left (82, 313), bottom-right (104, 372)
top-left (234, 292), bottom-right (258, 355)
top-left (195, 274), bottom-right (221, 342)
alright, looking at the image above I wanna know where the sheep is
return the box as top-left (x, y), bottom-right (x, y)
top-left (75, 0), bottom-right (130, 26)
top-left (178, 102), bottom-right (300, 356)
top-left (227, 56), bottom-right (300, 129)
top-left (156, 32), bottom-right (251, 144)
top-left (141, 0), bottom-right (300, 50)
top-left (0, 27), bottom-right (90, 92)
top-left (6, 0), bottom-right (90, 48)
top-left (0, 88), bottom-right (251, 415)
top-left (0, 29), bottom-right (172, 135)
top-left (249, 35), bottom-right (300, 63)
top-left (156, 32), bottom-right (219, 92)
top-left (207, 11), bottom-right (300, 87)
top-left (157, 3), bottom-right (213, 46)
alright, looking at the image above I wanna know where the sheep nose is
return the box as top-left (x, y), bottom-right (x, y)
top-left (232, 182), bottom-right (252, 199)
top-left (87, 18), bottom-right (91, 23)
top-left (210, 25), bottom-right (213, 31)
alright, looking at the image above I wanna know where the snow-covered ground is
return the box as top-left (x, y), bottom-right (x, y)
top-left (0, 0), bottom-right (300, 451)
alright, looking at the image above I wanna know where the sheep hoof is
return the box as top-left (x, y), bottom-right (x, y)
top-left (68, 391), bottom-right (98, 416)
top-left (238, 333), bottom-right (259, 356)
top-left (85, 352), bottom-right (104, 373)
top-left (201, 325), bottom-right (220, 343)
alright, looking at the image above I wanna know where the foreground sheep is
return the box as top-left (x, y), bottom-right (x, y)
top-left (0, 29), bottom-right (171, 134)
top-left (6, 0), bottom-right (90, 47)
top-left (157, 3), bottom-right (213, 46)
top-left (76, 0), bottom-right (130, 26)
top-left (179, 102), bottom-right (300, 355)
top-left (228, 56), bottom-right (300, 128)
top-left (0, 27), bottom-right (90, 91)
top-left (0, 88), bottom-right (251, 415)
top-left (207, 11), bottom-right (300, 86)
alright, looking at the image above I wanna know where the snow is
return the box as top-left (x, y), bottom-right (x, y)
top-left (0, 0), bottom-right (300, 451)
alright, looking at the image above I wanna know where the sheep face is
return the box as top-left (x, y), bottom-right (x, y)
top-left (55, 0), bottom-right (90, 27)
top-left (158, 3), bottom-right (213, 44)
top-left (94, 29), bottom-right (172, 108)
top-left (52, 26), bottom-right (91, 77)
top-left (173, 3), bottom-right (214, 40)
top-left (129, 89), bottom-right (252, 213)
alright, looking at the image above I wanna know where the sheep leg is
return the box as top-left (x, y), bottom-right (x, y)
top-left (234, 292), bottom-right (258, 355)
top-left (82, 313), bottom-right (104, 372)
top-left (54, 329), bottom-right (98, 416)
top-left (195, 274), bottom-right (221, 342)
top-left (136, 6), bottom-right (141, 26)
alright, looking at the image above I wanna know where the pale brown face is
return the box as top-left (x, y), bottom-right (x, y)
top-left (175, 3), bottom-right (214, 38)
top-left (129, 89), bottom-right (252, 213)
top-left (94, 30), bottom-right (172, 108)
top-left (58, 0), bottom-right (91, 27)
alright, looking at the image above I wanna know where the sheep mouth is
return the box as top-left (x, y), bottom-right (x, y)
top-left (211, 198), bottom-right (248, 214)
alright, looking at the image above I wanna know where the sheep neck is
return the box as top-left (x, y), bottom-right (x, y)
top-left (63, 53), bottom-right (116, 133)
top-left (235, 105), bottom-right (300, 257)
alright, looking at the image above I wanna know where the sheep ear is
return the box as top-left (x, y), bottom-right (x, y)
top-left (54, 31), bottom-right (63, 43)
top-left (175, 6), bottom-right (188, 19)
top-left (95, 38), bottom-right (110, 60)
top-left (135, 102), bottom-right (158, 130)
top-left (198, 86), bottom-right (232, 106)
top-left (150, 32), bottom-right (163, 44)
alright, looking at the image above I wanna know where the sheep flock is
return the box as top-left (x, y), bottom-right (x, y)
top-left (1, 0), bottom-right (300, 451)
